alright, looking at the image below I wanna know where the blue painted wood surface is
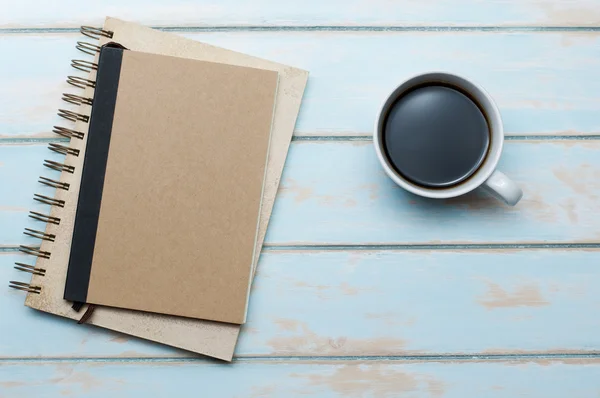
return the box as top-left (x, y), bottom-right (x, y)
top-left (2, 249), bottom-right (600, 358)
top-left (1, 359), bottom-right (600, 397)
top-left (2, 0), bottom-right (600, 27)
top-left (1, 141), bottom-right (599, 246)
top-left (2, 1), bottom-right (600, 396)
top-left (1, 32), bottom-right (600, 137)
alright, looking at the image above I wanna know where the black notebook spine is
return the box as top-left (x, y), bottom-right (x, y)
top-left (8, 26), bottom-right (114, 297)
top-left (62, 44), bottom-right (125, 305)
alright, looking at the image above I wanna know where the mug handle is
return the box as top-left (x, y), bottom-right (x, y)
top-left (482, 170), bottom-right (523, 206)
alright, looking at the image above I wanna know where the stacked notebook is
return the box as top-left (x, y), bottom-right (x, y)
top-left (9, 17), bottom-right (308, 361)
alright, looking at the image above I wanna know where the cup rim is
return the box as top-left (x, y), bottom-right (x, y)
top-left (373, 71), bottom-right (504, 199)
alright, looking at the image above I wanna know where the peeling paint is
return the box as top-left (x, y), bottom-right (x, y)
top-left (278, 178), bottom-right (313, 203)
top-left (478, 281), bottom-right (550, 309)
top-left (109, 334), bottom-right (130, 344)
top-left (294, 364), bottom-right (446, 397)
top-left (267, 321), bottom-right (407, 355)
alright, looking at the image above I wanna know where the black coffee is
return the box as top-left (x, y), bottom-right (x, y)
top-left (383, 84), bottom-right (490, 188)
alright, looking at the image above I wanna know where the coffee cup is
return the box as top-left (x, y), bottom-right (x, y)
top-left (373, 72), bottom-right (522, 206)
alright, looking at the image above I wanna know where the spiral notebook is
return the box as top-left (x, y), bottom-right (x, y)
top-left (10, 18), bottom-right (308, 360)
top-left (59, 44), bottom-right (278, 324)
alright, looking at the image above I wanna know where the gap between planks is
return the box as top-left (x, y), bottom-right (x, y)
top-left (291, 135), bottom-right (600, 142)
top-left (2, 26), bottom-right (600, 34)
top-left (3, 243), bottom-right (600, 253)
top-left (2, 135), bottom-right (600, 145)
top-left (3, 353), bottom-right (600, 364)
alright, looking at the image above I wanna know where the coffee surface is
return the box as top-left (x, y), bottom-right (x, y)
top-left (383, 85), bottom-right (490, 188)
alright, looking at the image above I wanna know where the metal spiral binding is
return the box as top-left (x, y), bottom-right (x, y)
top-left (48, 143), bottom-right (80, 156)
top-left (76, 41), bottom-right (101, 56)
top-left (81, 26), bottom-right (113, 40)
top-left (29, 211), bottom-right (60, 225)
top-left (52, 126), bottom-right (84, 140)
top-left (71, 60), bottom-right (98, 73)
top-left (44, 159), bottom-right (75, 173)
top-left (67, 76), bottom-right (96, 89)
top-left (14, 263), bottom-right (46, 276)
top-left (23, 228), bottom-right (56, 242)
top-left (58, 109), bottom-right (90, 123)
top-left (19, 246), bottom-right (51, 259)
top-left (10, 25), bottom-right (104, 295)
top-left (62, 93), bottom-right (93, 106)
top-left (38, 176), bottom-right (70, 190)
top-left (33, 194), bottom-right (65, 208)
top-left (9, 281), bottom-right (41, 294)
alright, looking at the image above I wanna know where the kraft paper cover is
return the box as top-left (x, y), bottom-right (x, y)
top-left (80, 50), bottom-right (278, 324)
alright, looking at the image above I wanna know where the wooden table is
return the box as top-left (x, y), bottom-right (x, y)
top-left (1, 1), bottom-right (600, 396)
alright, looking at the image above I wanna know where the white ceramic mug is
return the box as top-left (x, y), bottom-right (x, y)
top-left (373, 72), bottom-right (523, 206)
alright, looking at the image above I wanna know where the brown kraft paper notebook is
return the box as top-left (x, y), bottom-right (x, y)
top-left (62, 46), bottom-right (278, 324)
top-left (17, 18), bottom-right (308, 361)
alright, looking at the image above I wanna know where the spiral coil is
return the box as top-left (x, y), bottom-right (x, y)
top-left (48, 143), bottom-right (80, 157)
top-left (23, 228), bottom-right (56, 242)
top-left (9, 281), bottom-right (41, 294)
top-left (62, 93), bottom-right (93, 106)
top-left (38, 177), bottom-right (70, 190)
top-left (67, 76), bottom-right (96, 90)
top-left (44, 159), bottom-right (75, 173)
top-left (29, 211), bottom-right (60, 225)
top-left (58, 109), bottom-right (90, 123)
top-left (81, 26), bottom-right (113, 40)
top-left (33, 194), bottom-right (66, 208)
top-left (19, 246), bottom-right (51, 259)
top-left (52, 126), bottom-right (84, 140)
top-left (71, 60), bottom-right (98, 73)
top-left (76, 41), bottom-right (101, 56)
top-left (14, 263), bottom-right (46, 276)
top-left (9, 25), bottom-right (113, 295)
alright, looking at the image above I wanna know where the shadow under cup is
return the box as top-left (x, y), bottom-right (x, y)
top-left (380, 81), bottom-right (493, 190)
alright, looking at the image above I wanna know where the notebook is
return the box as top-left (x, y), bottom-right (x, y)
top-left (60, 44), bottom-right (278, 324)
top-left (10, 18), bottom-right (308, 361)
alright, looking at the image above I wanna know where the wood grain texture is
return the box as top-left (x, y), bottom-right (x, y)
top-left (3, 249), bottom-right (600, 358)
top-left (2, 141), bottom-right (599, 247)
top-left (1, 359), bottom-right (600, 397)
top-left (2, 0), bottom-right (600, 28)
top-left (2, 32), bottom-right (600, 137)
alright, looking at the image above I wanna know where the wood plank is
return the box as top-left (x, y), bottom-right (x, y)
top-left (2, 32), bottom-right (600, 137)
top-left (3, 249), bottom-right (600, 358)
top-left (2, 141), bottom-right (599, 246)
top-left (2, 0), bottom-right (600, 28)
top-left (267, 140), bottom-right (600, 245)
top-left (1, 359), bottom-right (600, 397)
